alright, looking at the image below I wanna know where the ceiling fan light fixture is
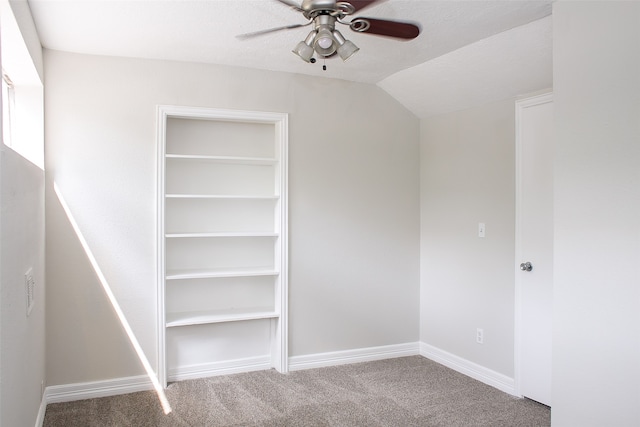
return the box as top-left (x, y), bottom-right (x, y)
top-left (293, 41), bottom-right (315, 62)
top-left (240, 1), bottom-right (421, 65)
top-left (332, 30), bottom-right (359, 61)
top-left (293, 30), bottom-right (317, 62)
top-left (313, 27), bottom-right (337, 57)
top-left (337, 40), bottom-right (359, 61)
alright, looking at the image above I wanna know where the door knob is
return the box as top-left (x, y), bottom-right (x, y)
top-left (520, 262), bottom-right (533, 272)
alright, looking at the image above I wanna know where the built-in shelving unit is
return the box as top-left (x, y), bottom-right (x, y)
top-left (157, 106), bottom-right (288, 386)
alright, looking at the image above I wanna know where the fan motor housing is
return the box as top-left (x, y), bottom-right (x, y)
top-left (302, 0), bottom-right (339, 17)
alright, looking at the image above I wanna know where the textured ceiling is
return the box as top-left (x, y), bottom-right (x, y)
top-left (27, 0), bottom-right (553, 117)
top-left (378, 15), bottom-right (552, 117)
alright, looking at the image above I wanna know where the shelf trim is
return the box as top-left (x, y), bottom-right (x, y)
top-left (165, 154), bottom-right (278, 165)
top-left (165, 194), bottom-right (279, 200)
top-left (166, 268), bottom-right (279, 281)
top-left (166, 307), bottom-right (279, 327)
top-left (165, 232), bottom-right (279, 238)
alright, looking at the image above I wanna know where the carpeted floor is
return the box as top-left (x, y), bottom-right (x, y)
top-left (43, 356), bottom-right (550, 426)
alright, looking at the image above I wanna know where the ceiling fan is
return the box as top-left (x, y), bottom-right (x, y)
top-left (238, 0), bottom-right (421, 63)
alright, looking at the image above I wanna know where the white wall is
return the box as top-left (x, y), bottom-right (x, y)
top-left (552, 2), bottom-right (640, 425)
top-left (44, 50), bottom-right (420, 386)
top-left (0, 1), bottom-right (45, 425)
top-left (7, 0), bottom-right (43, 81)
top-left (0, 149), bottom-right (45, 426)
top-left (420, 98), bottom-right (516, 378)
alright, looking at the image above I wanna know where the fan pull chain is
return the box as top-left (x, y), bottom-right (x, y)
top-left (310, 57), bottom-right (327, 71)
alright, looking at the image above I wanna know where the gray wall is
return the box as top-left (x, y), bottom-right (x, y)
top-left (44, 50), bottom-right (421, 385)
top-left (552, 2), bottom-right (640, 425)
top-left (0, 148), bottom-right (45, 427)
top-left (0, 2), bottom-right (45, 425)
top-left (419, 98), bottom-right (516, 377)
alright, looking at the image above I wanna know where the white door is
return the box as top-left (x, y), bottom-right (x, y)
top-left (515, 93), bottom-right (553, 407)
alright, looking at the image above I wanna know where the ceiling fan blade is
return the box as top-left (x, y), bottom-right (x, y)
top-left (350, 17), bottom-right (420, 40)
top-left (237, 22), bottom-right (310, 40)
top-left (346, 0), bottom-right (387, 13)
top-left (273, 0), bottom-right (304, 12)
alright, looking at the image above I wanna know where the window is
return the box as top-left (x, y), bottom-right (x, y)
top-left (1, 0), bottom-right (44, 169)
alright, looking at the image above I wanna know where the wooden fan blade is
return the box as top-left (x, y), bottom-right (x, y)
top-left (237, 22), bottom-right (310, 40)
top-left (273, 0), bottom-right (304, 12)
top-left (350, 17), bottom-right (420, 40)
top-left (346, 0), bottom-right (387, 13)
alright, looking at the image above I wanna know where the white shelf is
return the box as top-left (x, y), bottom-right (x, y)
top-left (165, 232), bottom-right (279, 238)
top-left (166, 267), bottom-right (279, 281)
top-left (166, 154), bottom-right (277, 165)
top-left (166, 307), bottom-right (279, 327)
top-left (166, 194), bottom-right (279, 200)
top-left (158, 106), bottom-right (288, 382)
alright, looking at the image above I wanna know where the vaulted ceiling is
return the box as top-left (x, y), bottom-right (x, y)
top-left (27, 0), bottom-right (553, 117)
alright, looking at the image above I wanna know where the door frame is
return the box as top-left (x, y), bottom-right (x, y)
top-left (514, 92), bottom-right (553, 399)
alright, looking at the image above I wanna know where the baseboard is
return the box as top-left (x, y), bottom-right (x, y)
top-left (38, 341), bottom-right (514, 426)
top-left (38, 344), bottom-right (418, 420)
top-left (44, 374), bottom-right (154, 405)
top-left (39, 356), bottom-right (272, 422)
top-left (168, 355), bottom-right (272, 382)
top-left (419, 342), bottom-right (516, 396)
top-left (288, 342), bottom-right (420, 371)
top-left (35, 397), bottom-right (47, 427)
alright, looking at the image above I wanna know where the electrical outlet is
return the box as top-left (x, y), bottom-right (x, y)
top-left (25, 268), bottom-right (35, 316)
top-left (476, 328), bottom-right (484, 344)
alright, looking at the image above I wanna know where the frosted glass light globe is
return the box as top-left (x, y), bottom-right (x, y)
top-left (317, 36), bottom-right (333, 49)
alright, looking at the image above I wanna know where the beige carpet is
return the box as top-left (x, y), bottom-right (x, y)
top-left (43, 356), bottom-right (550, 426)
